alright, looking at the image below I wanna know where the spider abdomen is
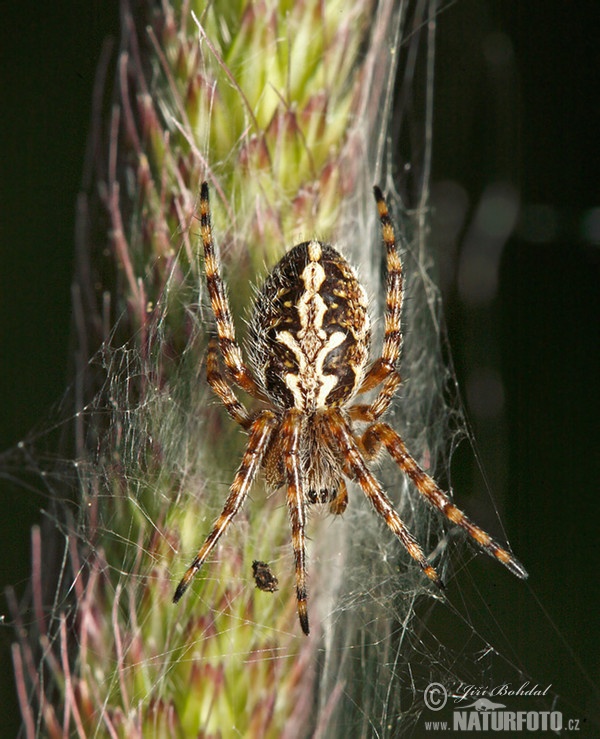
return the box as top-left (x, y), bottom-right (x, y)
top-left (247, 240), bottom-right (370, 411)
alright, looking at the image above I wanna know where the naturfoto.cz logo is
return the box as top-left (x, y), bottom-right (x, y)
top-left (422, 682), bottom-right (575, 733)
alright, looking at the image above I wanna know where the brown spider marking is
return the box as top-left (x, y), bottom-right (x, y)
top-left (173, 182), bottom-right (528, 635)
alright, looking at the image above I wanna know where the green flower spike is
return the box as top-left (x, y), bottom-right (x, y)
top-left (10, 1), bottom-right (429, 737)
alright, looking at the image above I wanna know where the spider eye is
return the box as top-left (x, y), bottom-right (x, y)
top-left (308, 489), bottom-right (331, 504)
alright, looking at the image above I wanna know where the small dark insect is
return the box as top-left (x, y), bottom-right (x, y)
top-left (173, 182), bottom-right (528, 635)
top-left (252, 560), bottom-right (279, 593)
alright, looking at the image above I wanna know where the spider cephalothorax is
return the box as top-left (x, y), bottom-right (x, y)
top-left (173, 182), bottom-right (527, 635)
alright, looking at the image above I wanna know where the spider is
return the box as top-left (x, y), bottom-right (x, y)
top-left (173, 182), bottom-right (528, 635)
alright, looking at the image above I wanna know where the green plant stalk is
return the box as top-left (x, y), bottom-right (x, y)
top-left (9, 0), bottom-right (426, 736)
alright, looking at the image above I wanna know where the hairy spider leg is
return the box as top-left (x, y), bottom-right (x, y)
top-left (282, 410), bottom-right (310, 634)
top-left (324, 410), bottom-right (443, 588)
top-left (173, 411), bottom-right (278, 603)
top-left (199, 181), bottom-right (263, 398)
top-left (361, 422), bottom-right (529, 580)
top-left (357, 186), bottom-right (404, 399)
top-left (206, 336), bottom-right (252, 429)
top-left (349, 371), bottom-right (402, 422)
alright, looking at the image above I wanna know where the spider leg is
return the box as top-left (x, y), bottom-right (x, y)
top-left (282, 410), bottom-right (310, 635)
top-left (361, 422), bottom-right (528, 579)
top-left (206, 336), bottom-right (252, 429)
top-left (199, 181), bottom-right (264, 399)
top-left (173, 411), bottom-right (278, 603)
top-left (349, 371), bottom-right (402, 422)
top-left (357, 186), bottom-right (404, 396)
top-left (323, 410), bottom-right (443, 588)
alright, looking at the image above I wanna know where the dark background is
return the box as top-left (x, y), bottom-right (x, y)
top-left (1, 3), bottom-right (120, 735)
top-left (1, 2), bottom-right (598, 735)
top-left (430, 3), bottom-right (599, 734)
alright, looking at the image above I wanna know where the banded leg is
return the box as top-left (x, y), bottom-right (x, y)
top-left (173, 411), bottom-right (278, 603)
top-left (358, 186), bottom-right (404, 395)
top-left (282, 410), bottom-right (310, 635)
top-left (362, 422), bottom-right (529, 579)
top-left (349, 371), bottom-right (402, 422)
top-left (199, 181), bottom-right (263, 398)
top-left (323, 411), bottom-right (443, 588)
top-left (206, 336), bottom-right (252, 429)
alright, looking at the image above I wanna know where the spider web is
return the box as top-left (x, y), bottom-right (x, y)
top-left (3, 1), bottom-right (597, 737)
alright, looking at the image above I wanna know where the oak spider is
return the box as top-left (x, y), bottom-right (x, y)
top-left (173, 182), bottom-right (527, 635)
